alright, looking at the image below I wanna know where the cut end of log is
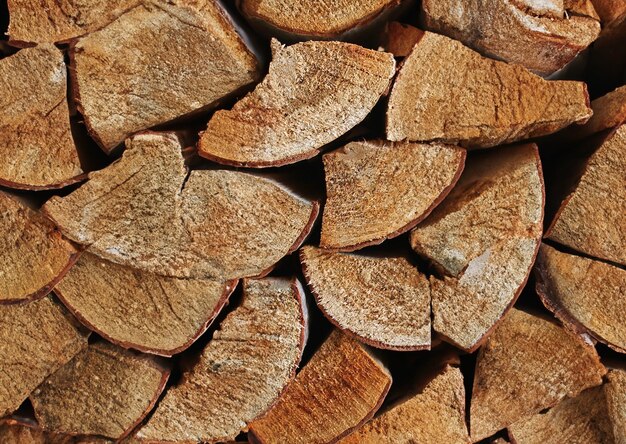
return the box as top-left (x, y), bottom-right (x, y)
top-left (136, 277), bottom-right (307, 443)
top-left (567, 84), bottom-right (626, 140)
top-left (384, 22), bottom-right (424, 57)
top-left (198, 40), bottom-right (396, 167)
top-left (248, 330), bottom-right (392, 444)
top-left (386, 31), bottom-right (592, 148)
top-left (30, 342), bottom-right (169, 440)
top-left (469, 309), bottom-right (606, 441)
top-left (319, 140), bottom-right (465, 251)
top-left (605, 369), bottom-right (626, 443)
top-left (300, 246), bottom-right (431, 351)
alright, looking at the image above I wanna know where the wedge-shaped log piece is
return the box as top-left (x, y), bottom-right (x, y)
top-left (568, 85), bottom-right (626, 140)
top-left (385, 22), bottom-right (423, 57)
top-left (0, 45), bottom-right (82, 189)
top-left (30, 342), bottom-right (168, 440)
top-left (249, 330), bottom-right (392, 444)
top-left (387, 32), bottom-right (592, 148)
top-left (421, 0), bottom-right (600, 76)
top-left (55, 253), bottom-right (237, 356)
top-left (546, 125), bottom-right (626, 265)
top-left (137, 278), bottom-right (307, 443)
top-left (338, 365), bottom-right (470, 443)
top-left (300, 246), bottom-right (430, 350)
top-left (72, 1), bottom-right (260, 152)
top-left (508, 386), bottom-right (613, 444)
top-left (320, 140), bottom-right (465, 250)
top-left (470, 309), bottom-right (606, 441)
top-left (536, 244), bottom-right (626, 352)
top-left (0, 297), bottom-right (88, 416)
top-left (44, 133), bottom-right (318, 279)
top-left (198, 40), bottom-right (396, 167)
top-left (1, 192), bottom-right (78, 303)
top-left (605, 369), bottom-right (626, 443)
top-left (410, 144), bottom-right (544, 351)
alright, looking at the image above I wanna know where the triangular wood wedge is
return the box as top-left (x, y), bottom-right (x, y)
top-left (385, 22), bottom-right (423, 57)
top-left (605, 369), bottom-right (626, 443)
top-left (546, 125), bottom-right (626, 265)
top-left (387, 32), bottom-right (592, 148)
top-left (248, 330), bottom-right (392, 444)
top-left (1, 192), bottom-right (78, 304)
top-left (71, 1), bottom-right (260, 152)
top-left (0, 44), bottom-right (83, 189)
top-left (470, 309), bottom-right (606, 441)
top-left (567, 85), bottom-right (626, 140)
top-left (535, 244), bottom-right (626, 352)
top-left (30, 342), bottom-right (169, 440)
top-left (136, 278), bottom-right (307, 443)
top-left (0, 297), bottom-right (88, 416)
top-left (300, 246), bottom-right (431, 350)
top-left (507, 386), bottom-right (613, 444)
top-left (198, 40), bottom-right (396, 167)
top-left (55, 253), bottom-right (237, 356)
top-left (43, 132), bottom-right (318, 279)
top-left (410, 144), bottom-right (544, 351)
top-left (320, 140), bottom-right (465, 251)
top-left (338, 365), bottom-right (470, 443)
top-left (421, 0), bottom-right (600, 76)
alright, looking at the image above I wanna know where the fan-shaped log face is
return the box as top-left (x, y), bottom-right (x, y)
top-left (470, 309), bottom-right (606, 441)
top-left (387, 32), bottom-right (592, 148)
top-left (198, 40), bottom-right (396, 167)
top-left (410, 143), bottom-right (544, 351)
top-left (137, 277), bottom-right (307, 443)
top-left (55, 253), bottom-right (237, 356)
top-left (0, 192), bottom-right (78, 304)
top-left (0, 45), bottom-right (82, 189)
top-left (320, 140), bottom-right (465, 251)
top-left (44, 132), bottom-right (318, 280)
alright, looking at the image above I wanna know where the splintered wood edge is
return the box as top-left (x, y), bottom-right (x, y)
top-left (319, 147), bottom-right (466, 252)
top-left (53, 280), bottom-right (239, 357)
top-left (198, 141), bottom-right (322, 168)
top-left (0, 173), bottom-right (88, 192)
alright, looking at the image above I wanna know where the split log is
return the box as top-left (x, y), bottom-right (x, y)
top-left (546, 125), bottom-right (626, 266)
top-left (566, 84), bottom-right (626, 140)
top-left (54, 253), bottom-right (237, 356)
top-left (605, 369), bottom-right (626, 443)
top-left (535, 244), bottom-right (626, 352)
top-left (420, 0), bottom-right (600, 76)
top-left (71, 0), bottom-right (260, 152)
top-left (0, 44), bottom-right (83, 189)
top-left (469, 309), bottom-right (606, 441)
top-left (591, 0), bottom-right (626, 24)
top-left (410, 144), bottom-right (544, 351)
top-left (319, 140), bottom-right (465, 251)
top-left (384, 22), bottom-right (422, 57)
top-left (198, 40), bottom-right (396, 167)
top-left (30, 342), bottom-right (168, 440)
top-left (386, 31), bottom-right (592, 148)
top-left (1, 192), bottom-right (78, 304)
top-left (43, 132), bottom-right (318, 279)
top-left (338, 364), bottom-right (470, 443)
top-left (248, 330), bottom-right (392, 444)
top-left (0, 297), bottom-right (89, 416)
top-left (136, 278), bottom-right (307, 443)
top-left (300, 246), bottom-right (431, 350)
top-left (507, 386), bottom-right (614, 444)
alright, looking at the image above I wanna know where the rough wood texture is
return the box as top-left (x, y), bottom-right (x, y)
top-left (387, 32), bottom-right (592, 148)
top-left (0, 420), bottom-right (76, 444)
top-left (300, 246), bottom-right (430, 350)
top-left (605, 369), bottom-right (626, 444)
top-left (55, 253), bottom-right (237, 356)
top-left (0, 44), bottom-right (82, 189)
top-left (137, 278), bottom-right (307, 443)
top-left (546, 125), bottom-right (626, 265)
top-left (385, 21), bottom-right (422, 57)
top-left (1, 192), bottom-right (78, 304)
top-left (470, 309), bottom-right (606, 441)
top-left (0, 297), bottom-right (88, 416)
top-left (72, 0), bottom-right (260, 152)
top-left (198, 40), bottom-right (396, 167)
top-left (536, 244), bottom-right (626, 352)
top-left (592, 0), bottom-right (626, 23)
top-left (248, 330), bottom-right (392, 444)
top-left (569, 85), bottom-right (626, 140)
top-left (44, 132), bottom-right (318, 279)
top-left (338, 365), bottom-right (470, 444)
top-left (421, 0), bottom-right (600, 76)
top-left (410, 144), bottom-right (544, 351)
top-left (508, 386), bottom-right (614, 444)
top-left (320, 140), bottom-right (465, 251)
top-left (30, 342), bottom-right (169, 440)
